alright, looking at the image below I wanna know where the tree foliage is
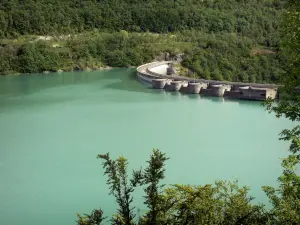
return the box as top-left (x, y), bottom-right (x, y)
top-left (136, 150), bottom-right (169, 225)
top-left (0, 0), bottom-right (283, 42)
top-left (96, 153), bottom-right (139, 225)
top-left (77, 209), bottom-right (106, 225)
top-left (79, 150), bottom-right (270, 225)
top-left (162, 181), bottom-right (268, 225)
top-left (263, 0), bottom-right (300, 224)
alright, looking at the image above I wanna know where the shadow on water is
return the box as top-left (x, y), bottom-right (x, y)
top-left (185, 94), bottom-right (201, 100)
top-left (201, 96), bottom-right (225, 103)
top-left (0, 69), bottom-right (130, 98)
top-left (104, 70), bottom-right (157, 94)
top-left (223, 97), bottom-right (263, 107)
top-left (166, 92), bottom-right (264, 107)
top-left (0, 69), bottom-right (137, 113)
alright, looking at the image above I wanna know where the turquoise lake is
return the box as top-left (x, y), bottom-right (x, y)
top-left (0, 69), bottom-right (295, 225)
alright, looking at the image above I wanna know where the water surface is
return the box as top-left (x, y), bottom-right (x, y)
top-left (0, 69), bottom-right (295, 225)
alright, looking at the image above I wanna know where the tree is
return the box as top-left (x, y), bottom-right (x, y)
top-left (211, 69), bottom-right (224, 81)
top-left (18, 43), bottom-right (42, 73)
top-left (0, 10), bottom-right (8, 37)
top-left (77, 209), bottom-right (106, 225)
top-left (136, 149), bottom-right (169, 225)
top-left (161, 181), bottom-right (268, 225)
top-left (78, 149), bottom-right (270, 225)
top-left (263, 1), bottom-right (300, 224)
top-left (238, 71), bottom-right (249, 83)
top-left (17, 42), bottom-right (60, 73)
top-left (96, 153), bottom-right (139, 225)
top-left (202, 68), bottom-right (211, 80)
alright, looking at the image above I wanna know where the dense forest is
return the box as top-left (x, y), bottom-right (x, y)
top-left (0, 0), bottom-right (286, 83)
top-left (0, 0), bottom-right (283, 39)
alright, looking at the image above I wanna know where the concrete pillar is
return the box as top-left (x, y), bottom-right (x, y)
top-left (187, 82), bottom-right (202, 94)
top-left (166, 63), bottom-right (175, 75)
top-left (165, 80), bottom-right (182, 91)
top-left (200, 83), bottom-right (209, 89)
top-left (211, 85), bottom-right (226, 97)
top-left (152, 79), bottom-right (167, 89)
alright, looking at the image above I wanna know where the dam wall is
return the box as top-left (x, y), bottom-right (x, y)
top-left (136, 61), bottom-right (279, 100)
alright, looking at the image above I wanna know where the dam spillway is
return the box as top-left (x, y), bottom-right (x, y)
top-left (152, 79), bottom-right (167, 89)
top-left (137, 61), bottom-right (279, 101)
top-left (186, 82), bottom-right (203, 94)
top-left (165, 80), bottom-right (183, 92)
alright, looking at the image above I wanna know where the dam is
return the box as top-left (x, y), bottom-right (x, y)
top-left (137, 61), bottom-right (278, 101)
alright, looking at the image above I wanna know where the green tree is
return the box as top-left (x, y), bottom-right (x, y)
top-left (202, 68), bottom-right (211, 80)
top-left (136, 150), bottom-right (169, 225)
top-left (211, 69), bottom-right (224, 81)
top-left (223, 70), bottom-right (233, 81)
top-left (78, 150), bottom-right (270, 225)
top-left (96, 153), bottom-right (139, 225)
top-left (162, 181), bottom-right (267, 225)
top-left (263, 1), bottom-right (300, 224)
top-left (77, 209), bottom-right (106, 225)
top-left (238, 71), bottom-right (249, 83)
top-left (0, 10), bottom-right (8, 37)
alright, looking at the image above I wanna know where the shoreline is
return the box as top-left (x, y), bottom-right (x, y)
top-left (2, 66), bottom-right (119, 76)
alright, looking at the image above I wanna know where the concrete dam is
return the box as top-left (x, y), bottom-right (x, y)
top-left (136, 61), bottom-right (278, 101)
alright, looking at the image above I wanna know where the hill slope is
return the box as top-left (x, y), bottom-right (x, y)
top-left (0, 0), bottom-right (286, 83)
top-left (0, 0), bottom-right (283, 43)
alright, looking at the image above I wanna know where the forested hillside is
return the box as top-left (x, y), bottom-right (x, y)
top-left (0, 0), bottom-right (282, 41)
top-left (0, 0), bottom-right (287, 83)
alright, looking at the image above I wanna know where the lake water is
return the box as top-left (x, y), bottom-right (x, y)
top-left (0, 69), bottom-right (295, 225)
